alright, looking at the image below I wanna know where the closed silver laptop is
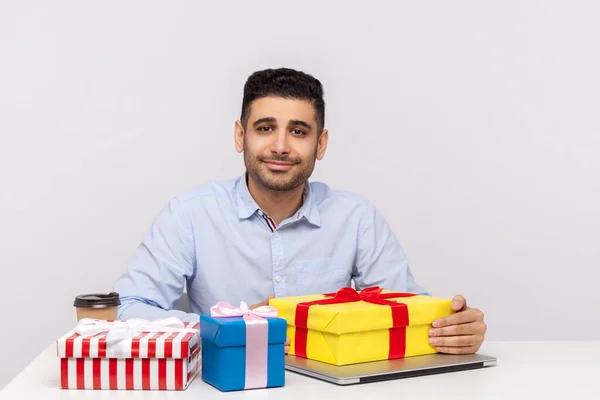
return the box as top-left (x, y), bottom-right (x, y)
top-left (285, 353), bottom-right (497, 385)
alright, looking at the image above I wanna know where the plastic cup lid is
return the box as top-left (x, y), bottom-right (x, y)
top-left (73, 292), bottom-right (121, 308)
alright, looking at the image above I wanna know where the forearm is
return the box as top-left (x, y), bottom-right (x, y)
top-left (117, 296), bottom-right (199, 322)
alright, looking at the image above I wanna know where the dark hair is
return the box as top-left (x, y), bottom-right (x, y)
top-left (240, 68), bottom-right (325, 133)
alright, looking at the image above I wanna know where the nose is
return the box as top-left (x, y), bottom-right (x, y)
top-left (271, 128), bottom-right (291, 155)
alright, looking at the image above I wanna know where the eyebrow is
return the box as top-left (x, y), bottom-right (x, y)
top-left (289, 120), bottom-right (312, 130)
top-left (252, 117), bottom-right (313, 131)
top-left (253, 117), bottom-right (276, 127)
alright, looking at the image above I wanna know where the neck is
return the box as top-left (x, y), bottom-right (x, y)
top-left (247, 174), bottom-right (305, 226)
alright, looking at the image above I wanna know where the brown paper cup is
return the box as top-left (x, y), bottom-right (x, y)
top-left (74, 292), bottom-right (120, 321)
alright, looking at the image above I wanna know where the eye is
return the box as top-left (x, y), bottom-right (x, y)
top-left (258, 126), bottom-right (274, 132)
top-left (291, 128), bottom-right (306, 136)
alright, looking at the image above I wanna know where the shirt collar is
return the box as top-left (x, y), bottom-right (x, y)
top-left (235, 174), bottom-right (321, 227)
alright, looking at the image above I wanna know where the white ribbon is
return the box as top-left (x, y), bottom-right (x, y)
top-left (74, 317), bottom-right (198, 343)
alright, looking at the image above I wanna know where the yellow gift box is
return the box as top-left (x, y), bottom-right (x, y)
top-left (269, 286), bottom-right (454, 366)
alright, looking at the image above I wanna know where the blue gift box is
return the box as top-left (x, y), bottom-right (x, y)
top-left (200, 314), bottom-right (287, 391)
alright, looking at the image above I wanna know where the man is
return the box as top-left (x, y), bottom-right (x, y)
top-left (113, 68), bottom-right (487, 355)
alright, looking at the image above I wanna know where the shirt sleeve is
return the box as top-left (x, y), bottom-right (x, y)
top-left (352, 201), bottom-right (430, 295)
top-left (113, 197), bottom-right (199, 321)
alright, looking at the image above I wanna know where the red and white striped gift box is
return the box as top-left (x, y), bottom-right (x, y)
top-left (56, 321), bottom-right (201, 390)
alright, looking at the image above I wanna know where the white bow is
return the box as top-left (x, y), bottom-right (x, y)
top-left (74, 317), bottom-right (197, 343)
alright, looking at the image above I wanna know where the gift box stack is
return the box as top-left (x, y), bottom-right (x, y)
top-left (56, 318), bottom-right (201, 390)
top-left (269, 286), bottom-right (455, 366)
top-left (55, 286), bottom-right (453, 391)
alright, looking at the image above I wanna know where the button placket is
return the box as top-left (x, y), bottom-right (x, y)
top-left (270, 232), bottom-right (286, 297)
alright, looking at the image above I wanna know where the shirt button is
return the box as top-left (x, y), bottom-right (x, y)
top-left (273, 232), bottom-right (279, 238)
top-left (275, 275), bottom-right (282, 283)
top-left (258, 210), bottom-right (264, 216)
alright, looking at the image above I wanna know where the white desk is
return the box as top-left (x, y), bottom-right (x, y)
top-left (1, 341), bottom-right (598, 399)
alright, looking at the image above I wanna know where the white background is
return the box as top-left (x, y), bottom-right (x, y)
top-left (1, 0), bottom-right (599, 390)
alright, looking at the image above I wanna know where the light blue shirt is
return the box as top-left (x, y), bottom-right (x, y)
top-left (113, 175), bottom-right (429, 322)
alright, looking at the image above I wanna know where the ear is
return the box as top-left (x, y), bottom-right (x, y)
top-left (316, 129), bottom-right (329, 160)
top-left (234, 120), bottom-right (245, 153)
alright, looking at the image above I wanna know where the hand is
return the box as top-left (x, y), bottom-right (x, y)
top-left (284, 337), bottom-right (290, 354)
top-left (249, 295), bottom-right (290, 354)
top-left (249, 294), bottom-right (274, 310)
top-left (428, 295), bottom-right (487, 354)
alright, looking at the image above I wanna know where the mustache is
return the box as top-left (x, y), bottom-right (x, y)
top-left (260, 155), bottom-right (301, 164)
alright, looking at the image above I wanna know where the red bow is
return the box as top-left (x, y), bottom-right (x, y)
top-left (294, 286), bottom-right (417, 360)
top-left (323, 286), bottom-right (415, 302)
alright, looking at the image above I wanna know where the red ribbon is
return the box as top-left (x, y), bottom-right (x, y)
top-left (294, 286), bottom-right (417, 360)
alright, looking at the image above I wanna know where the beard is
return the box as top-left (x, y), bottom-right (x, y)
top-left (243, 141), bottom-right (317, 192)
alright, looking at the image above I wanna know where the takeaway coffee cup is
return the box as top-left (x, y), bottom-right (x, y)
top-left (73, 292), bottom-right (120, 321)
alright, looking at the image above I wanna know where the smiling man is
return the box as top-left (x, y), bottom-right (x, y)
top-left (113, 68), bottom-right (487, 355)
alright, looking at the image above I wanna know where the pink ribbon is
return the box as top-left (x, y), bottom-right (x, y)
top-left (210, 301), bottom-right (278, 389)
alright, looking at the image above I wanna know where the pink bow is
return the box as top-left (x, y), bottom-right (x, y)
top-left (209, 300), bottom-right (279, 389)
top-left (210, 301), bottom-right (279, 319)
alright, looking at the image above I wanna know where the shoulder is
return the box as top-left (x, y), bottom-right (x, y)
top-left (309, 181), bottom-right (375, 212)
top-left (158, 178), bottom-right (239, 215)
top-left (172, 178), bottom-right (237, 204)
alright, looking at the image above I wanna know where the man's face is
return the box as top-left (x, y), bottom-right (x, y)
top-left (235, 96), bottom-right (328, 192)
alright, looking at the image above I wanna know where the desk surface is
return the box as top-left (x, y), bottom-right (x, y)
top-left (1, 341), bottom-right (598, 399)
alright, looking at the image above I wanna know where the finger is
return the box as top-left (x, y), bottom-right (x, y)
top-left (433, 308), bottom-right (479, 327)
top-left (451, 295), bottom-right (467, 311)
top-left (284, 345), bottom-right (290, 354)
top-left (249, 302), bottom-right (264, 310)
top-left (285, 337), bottom-right (290, 345)
top-left (251, 295), bottom-right (275, 310)
top-left (429, 322), bottom-right (479, 337)
top-left (429, 335), bottom-right (477, 347)
top-left (435, 345), bottom-right (478, 355)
